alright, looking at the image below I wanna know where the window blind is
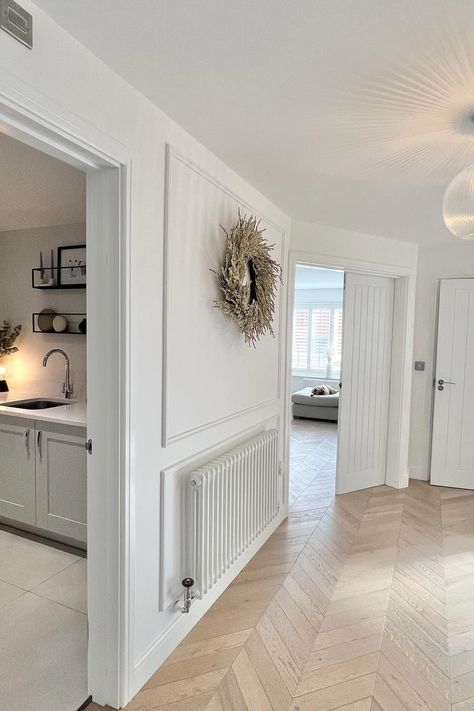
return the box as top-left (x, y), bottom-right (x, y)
top-left (292, 304), bottom-right (343, 378)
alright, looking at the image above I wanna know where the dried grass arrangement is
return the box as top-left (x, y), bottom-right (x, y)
top-left (0, 321), bottom-right (21, 358)
top-left (212, 211), bottom-right (282, 346)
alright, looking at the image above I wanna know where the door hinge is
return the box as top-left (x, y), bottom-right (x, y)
top-left (85, 439), bottom-right (93, 454)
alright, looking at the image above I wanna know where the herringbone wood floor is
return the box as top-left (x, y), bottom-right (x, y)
top-left (91, 420), bottom-right (474, 710)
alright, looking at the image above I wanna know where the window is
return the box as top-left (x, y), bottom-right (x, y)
top-left (292, 305), bottom-right (343, 378)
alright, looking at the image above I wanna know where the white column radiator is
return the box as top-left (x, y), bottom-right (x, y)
top-left (186, 429), bottom-right (279, 597)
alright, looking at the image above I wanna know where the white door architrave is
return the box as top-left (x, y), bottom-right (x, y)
top-left (0, 89), bottom-right (131, 708)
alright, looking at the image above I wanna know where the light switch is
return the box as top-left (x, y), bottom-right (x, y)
top-left (414, 361), bottom-right (425, 372)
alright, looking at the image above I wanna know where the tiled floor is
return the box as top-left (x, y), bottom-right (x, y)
top-left (92, 419), bottom-right (474, 710)
top-left (0, 529), bottom-right (88, 710)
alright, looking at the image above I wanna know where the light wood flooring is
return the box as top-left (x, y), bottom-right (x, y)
top-left (91, 419), bottom-right (474, 711)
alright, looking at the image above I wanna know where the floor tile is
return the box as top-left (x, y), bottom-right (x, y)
top-left (33, 558), bottom-right (87, 613)
top-left (0, 592), bottom-right (87, 711)
top-left (0, 529), bottom-right (78, 590)
top-left (0, 578), bottom-right (24, 609)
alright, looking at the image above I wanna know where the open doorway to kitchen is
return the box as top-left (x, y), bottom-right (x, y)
top-left (289, 265), bottom-right (343, 513)
top-left (0, 131), bottom-right (89, 710)
top-left (0, 94), bottom-right (128, 710)
top-left (0, 95), bottom-right (130, 711)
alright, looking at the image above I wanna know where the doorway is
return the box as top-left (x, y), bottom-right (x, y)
top-left (289, 265), bottom-right (343, 507)
top-left (0, 96), bottom-right (129, 708)
top-left (0, 131), bottom-right (88, 710)
top-left (286, 251), bottom-right (415, 499)
top-left (430, 278), bottom-right (474, 490)
top-left (289, 265), bottom-right (395, 497)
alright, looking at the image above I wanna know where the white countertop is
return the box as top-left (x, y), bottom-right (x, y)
top-left (0, 391), bottom-right (87, 428)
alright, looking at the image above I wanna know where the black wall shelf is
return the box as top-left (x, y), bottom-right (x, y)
top-left (32, 267), bottom-right (86, 290)
top-left (32, 313), bottom-right (86, 336)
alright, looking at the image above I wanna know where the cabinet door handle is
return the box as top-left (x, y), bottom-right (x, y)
top-left (24, 429), bottom-right (30, 457)
top-left (37, 431), bottom-right (42, 460)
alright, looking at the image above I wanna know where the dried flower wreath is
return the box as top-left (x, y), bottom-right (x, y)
top-left (212, 212), bottom-right (282, 346)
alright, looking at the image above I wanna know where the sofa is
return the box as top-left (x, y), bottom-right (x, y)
top-left (292, 386), bottom-right (339, 422)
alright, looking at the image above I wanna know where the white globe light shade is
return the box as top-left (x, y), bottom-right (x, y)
top-left (443, 165), bottom-right (474, 240)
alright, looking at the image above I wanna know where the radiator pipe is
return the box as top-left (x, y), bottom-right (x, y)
top-left (177, 577), bottom-right (197, 613)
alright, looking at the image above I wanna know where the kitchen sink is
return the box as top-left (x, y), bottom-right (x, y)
top-left (3, 399), bottom-right (70, 410)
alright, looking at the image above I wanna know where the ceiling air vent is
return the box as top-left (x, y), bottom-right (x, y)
top-left (0, 0), bottom-right (32, 49)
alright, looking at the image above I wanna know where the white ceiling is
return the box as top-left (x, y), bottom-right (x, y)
top-left (0, 132), bottom-right (85, 233)
top-left (37, 0), bottom-right (474, 245)
top-left (295, 266), bottom-right (344, 291)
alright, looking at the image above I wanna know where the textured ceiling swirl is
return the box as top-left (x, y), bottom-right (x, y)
top-left (36, 0), bottom-right (474, 244)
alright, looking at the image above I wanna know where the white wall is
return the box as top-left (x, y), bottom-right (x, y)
top-left (0, 224), bottom-right (86, 398)
top-left (0, 131), bottom-right (86, 232)
top-left (0, 4), bottom-right (290, 703)
top-left (291, 220), bottom-right (418, 267)
top-left (409, 241), bottom-right (474, 480)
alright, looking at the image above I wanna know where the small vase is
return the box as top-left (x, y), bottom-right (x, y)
top-left (0, 363), bottom-right (8, 392)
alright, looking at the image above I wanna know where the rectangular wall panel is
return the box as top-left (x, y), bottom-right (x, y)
top-left (162, 147), bottom-right (285, 445)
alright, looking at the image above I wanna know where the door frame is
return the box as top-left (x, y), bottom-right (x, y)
top-left (0, 89), bottom-right (131, 707)
top-left (284, 249), bottom-right (416, 496)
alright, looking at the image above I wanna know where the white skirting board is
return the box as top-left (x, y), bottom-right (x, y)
top-left (131, 508), bottom-right (285, 695)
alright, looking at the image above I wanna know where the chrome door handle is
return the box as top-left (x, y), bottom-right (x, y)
top-left (24, 429), bottom-right (30, 457)
top-left (438, 379), bottom-right (456, 385)
top-left (37, 431), bottom-right (42, 460)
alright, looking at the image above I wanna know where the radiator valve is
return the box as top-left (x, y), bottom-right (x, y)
top-left (177, 577), bottom-right (197, 613)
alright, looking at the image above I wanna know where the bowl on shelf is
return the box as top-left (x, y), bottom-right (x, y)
top-left (52, 315), bottom-right (68, 333)
top-left (37, 309), bottom-right (56, 332)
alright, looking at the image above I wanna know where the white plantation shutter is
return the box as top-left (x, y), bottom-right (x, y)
top-left (333, 308), bottom-right (343, 367)
top-left (310, 309), bottom-right (331, 370)
top-left (292, 309), bottom-right (310, 369)
top-left (292, 304), bottom-right (343, 377)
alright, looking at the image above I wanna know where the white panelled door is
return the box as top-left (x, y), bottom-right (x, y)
top-left (336, 273), bottom-right (394, 494)
top-left (431, 279), bottom-right (474, 490)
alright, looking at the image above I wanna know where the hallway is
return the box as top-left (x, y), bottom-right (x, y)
top-left (94, 422), bottom-right (474, 710)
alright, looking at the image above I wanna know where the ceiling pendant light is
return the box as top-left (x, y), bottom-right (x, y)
top-left (443, 164), bottom-right (474, 240)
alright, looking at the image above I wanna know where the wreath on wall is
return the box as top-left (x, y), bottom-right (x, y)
top-left (212, 211), bottom-right (282, 347)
